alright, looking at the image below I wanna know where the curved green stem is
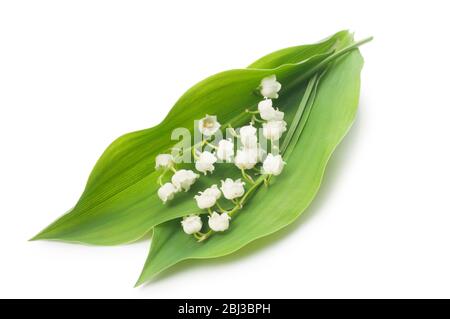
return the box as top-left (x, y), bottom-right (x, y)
top-left (205, 141), bottom-right (218, 150)
top-left (241, 168), bottom-right (255, 184)
top-left (251, 115), bottom-right (264, 123)
top-left (215, 202), bottom-right (228, 213)
top-left (191, 147), bottom-right (199, 160)
top-left (198, 175), bottom-right (267, 241)
top-left (197, 230), bottom-right (213, 242)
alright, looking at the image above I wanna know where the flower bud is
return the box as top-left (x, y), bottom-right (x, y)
top-left (260, 75), bottom-right (281, 99)
top-left (234, 148), bottom-right (258, 170)
top-left (157, 182), bottom-right (178, 203)
top-left (262, 153), bottom-right (285, 176)
top-left (203, 184), bottom-right (222, 200)
top-left (258, 99), bottom-right (284, 121)
top-left (195, 151), bottom-right (217, 175)
top-left (239, 124), bottom-right (258, 149)
top-left (194, 185), bottom-right (221, 209)
top-left (198, 114), bottom-right (221, 136)
top-left (155, 154), bottom-right (174, 169)
top-left (262, 120), bottom-right (287, 141)
top-left (171, 169), bottom-right (199, 192)
top-left (208, 212), bottom-right (231, 232)
top-left (181, 215), bottom-right (203, 234)
top-left (216, 139), bottom-right (234, 161)
top-left (220, 178), bottom-right (245, 200)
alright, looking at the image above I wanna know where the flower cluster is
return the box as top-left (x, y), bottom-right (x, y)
top-left (156, 75), bottom-right (287, 241)
top-left (156, 155), bottom-right (199, 203)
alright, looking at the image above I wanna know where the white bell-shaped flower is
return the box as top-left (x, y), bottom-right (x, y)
top-left (195, 150), bottom-right (217, 175)
top-left (157, 182), bottom-right (178, 203)
top-left (198, 114), bottom-right (221, 136)
top-left (194, 185), bottom-right (221, 209)
top-left (262, 153), bottom-right (285, 176)
top-left (181, 215), bottom-right (203, 235)
top-left (258, 99), bottom-right (284, 121)
top-left (260, 75), bottom-right (282, 99)
top-left (239, 124), bottom-right (258, 149)
top-left (194, 193), bottom-right (216, 209)
top-left (254, 143), bottom-right (266, 163)
top-left (203, 184), bottom-right (222, 200)
top-left (208, 212), bottom-right (231, 232)
top-left (220, 178), bottom-right (245, 200)
top-left (171, 169), bottom-right (199, 191)
top-left (155, 154), bottom-right (174, 169)
top-left (241, 134), bottom-right (257, 149)
top-left (234, 148), bottom-right (258, 170)
top-left (216, 139), bottom-right (234, 162)
top-left (262, 120), bottom-right (287, 141)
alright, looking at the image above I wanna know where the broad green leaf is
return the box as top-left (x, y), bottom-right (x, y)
top-left (32, 31), bottom-right (353, 245)
top-left (248, 30), bottom-right (349, 69)
top-left (136, 48), bottom-right (364, 285)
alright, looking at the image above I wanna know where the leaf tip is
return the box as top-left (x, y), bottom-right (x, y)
top-left (134, 276), bottom-right (147, 288)
top-left (134, 266), bottom-right (160, 287)
top-left (29, 227), bottom-right (56, 242)
top-left (28, 232), bottom-right (44, 242)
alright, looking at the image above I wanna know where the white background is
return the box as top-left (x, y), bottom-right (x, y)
top-left (1, 0), bottom-right (449, 298)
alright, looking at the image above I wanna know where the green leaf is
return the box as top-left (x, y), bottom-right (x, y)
top-left (32, 31), bottom-right (354, 245)
top-left (248, 30), bottom-right (349, 69)
top-left (136, 48), bottom-right (365, 285)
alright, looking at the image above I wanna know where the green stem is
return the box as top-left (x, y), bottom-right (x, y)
top-left (157, 175), bottom-right (164, 186)
top-left (205, 141), bottom-right (218, 150)
top-left (241, 168), bottom-right (255, 184)
top-left (215, 202), bottom-right (228, 213)
top-left (226, 125), bottom-right (239, 138)
top-left (157, 168), bottom-right (169, 186)
top-left (198, 175), bottom-right (267, 241)
top-left (197, 230), bottom-right (213, 242)
top-left (191, 147), bottom-right (199, 160)
top-left (251, 115), bottom-right (264, 123)
top-left (194, 232), bottom-right (206, 240)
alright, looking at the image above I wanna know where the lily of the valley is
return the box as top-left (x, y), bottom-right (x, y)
top-left (216, 139), bottom-right (234, 162)
top-left (195, 150), bottom-right (217, 175)
top-left (158, 74), bottom-right (290, 241)
top-left (198, 114), bottom-right (221, 136)
top-left (258, 99), bottom-right (284, 121)
top-left (262, 120), bottom-right (287, 141)
top-left (260, 75), bottom-right (282, 99)
top-left (208, 212), bottom-right (231, 232)
top-left (220, 178), bottom-right (245, 200)
top-left (171, 169), bottom-right (199, 191)
top-left (181, 215), bottom-right (203, 234)
top-left (239, 124), bottom-right (258, 149)
top-left (262, 153), bottom-right (285, 176)
top-left (194, 185), bottom-right (221, 209)
top-left (157, 182), bottom-right (178, 203)
top-left (155, 154), bottom-right (174, 169)
top-left (235, 148), bottom-right (259, 170)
